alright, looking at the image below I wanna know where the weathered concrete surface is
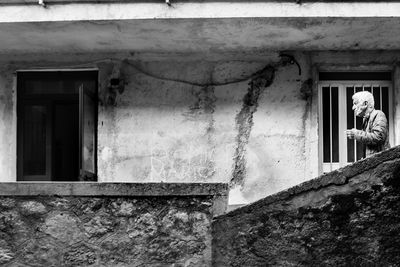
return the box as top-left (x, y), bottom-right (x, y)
top-left (4, 3), bottom-right (400, 24)
top-left (0, 182), bottom-right (227, 197)
top-left (0, 183), bottom-right (229, 216)
top-left (0, 183), bottom-right (225, 266)
top-left (212, 146), bottom-right (400, 266)
top-left (0, 64), bottom-right (15, 183)
top-left (0, 52), bottom-right (317, 204)
top-left (231, 66), bottom-right (275, 188)
top-left (3, 0), bottom-right (400, 5)
top-left (237, 53), bottom-right (312, 203)
top-left (2, 17), bottom-right (400, 54)
top-left (95, 55), bottom-right (316, 205)
top-left (0, 182), bottom-right (228, 196)
top-left (1, 50), bottom-right (400, 204)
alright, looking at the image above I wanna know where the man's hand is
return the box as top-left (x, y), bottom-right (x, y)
top-left (345, 129), bottom-right (357, 139)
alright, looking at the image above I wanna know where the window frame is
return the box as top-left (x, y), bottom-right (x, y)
top-left (16, 69), bottom-right (98, 182)
top-left (318, 80), bottom-right (394, 174)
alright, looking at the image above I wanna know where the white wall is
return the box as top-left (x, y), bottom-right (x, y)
top-left (0, 51), bottom-right (398, 204)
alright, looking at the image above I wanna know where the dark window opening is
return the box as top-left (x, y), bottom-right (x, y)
top-left (322, 86), bottom-right (331, 163)
top-left (17, 71), bottom-right (98, 181)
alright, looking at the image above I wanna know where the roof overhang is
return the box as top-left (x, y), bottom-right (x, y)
top-left (1, 2), bottom-right (400, 54)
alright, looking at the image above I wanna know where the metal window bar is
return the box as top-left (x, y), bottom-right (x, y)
top-left (353, 86), bottom-right (356, 162)
top-left (320, 80), bottom-right (392, 174)
top-left (319, 85), bottom-right (339, 172)
top-left (329, 86), bottom-right (332, 171)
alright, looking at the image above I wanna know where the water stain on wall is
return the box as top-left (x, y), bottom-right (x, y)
top-left (231, 66), bottom-right (275, 187)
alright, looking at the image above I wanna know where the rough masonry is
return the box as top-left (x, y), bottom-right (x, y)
top-left (214, 146), bottom-right (400, 266)
top-left (0, 183), bottom-right (228, 267)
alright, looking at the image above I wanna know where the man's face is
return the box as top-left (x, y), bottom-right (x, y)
top-left (352, 98), bottom-right (367, 117)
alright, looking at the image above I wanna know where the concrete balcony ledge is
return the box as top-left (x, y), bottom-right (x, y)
top-left (2, 2), bottom-right (400, 53)
top-left (0, 182), bottom-right (228, 197)
top-left (2, 0), bottom-right (400, 4)
top-left (2, 2), bottom-right (400, 23)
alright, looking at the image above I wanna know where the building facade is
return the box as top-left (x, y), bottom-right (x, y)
top-left (1, 0), bottom-right (400, 205)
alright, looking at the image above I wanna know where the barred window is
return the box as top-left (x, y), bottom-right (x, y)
top-left (318, 72), bottom-right (392, 173)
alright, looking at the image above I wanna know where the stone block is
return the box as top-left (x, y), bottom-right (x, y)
top-left (0, 198), bottom-right (16, 210)
top-left (17, 238), bottom-right (62, 267)
top-left (63, 243), bottom-right (97, 266)
top-left (41, 212), bottom-right (85, 245)
top-left (20, 201), bottom-right (47, 215)
top-left (83, 213), bottom-right (116, 238)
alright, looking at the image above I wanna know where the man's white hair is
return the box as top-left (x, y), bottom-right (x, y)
top-left (352, 91), bottom-right (375, 108)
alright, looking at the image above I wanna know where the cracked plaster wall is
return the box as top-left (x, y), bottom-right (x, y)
top-left (97, 54), bottom-right (316, 205)
top-left (0, 51), bottom-right (398, 204)
top-left (0, 52), bottom-right (337, 204)
top-left (0, 65), bottom-right (16, 182)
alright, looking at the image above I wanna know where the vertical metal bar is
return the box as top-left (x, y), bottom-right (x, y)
top-left (318, 84), bottom-right (323, 174)
top-left (380, 86), bottom-right (383, 110)
top-left (338, 84), bottom-right (346, 167)
top-left (79, 84), bottom-right (83, 178)
top-left (329, 86), bottom-right (333, 172)
top-left (17, 75), bottom-right (22, 181)
top-left (372, 86), bottom-right (374, 111)
top-left (388, 84), bottom-right (394, 147)
top-left (94, 77), bottom-right (98, 179)
top-left (46, 102), bottom-right (52, 181)
top-left (353, 86), bottom-right (357, 162)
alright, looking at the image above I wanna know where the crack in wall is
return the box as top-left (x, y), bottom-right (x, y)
top-left (230, 66), bottom-right (275, 187)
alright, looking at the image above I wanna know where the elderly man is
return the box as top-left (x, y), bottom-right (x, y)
top-left (346, 91), bottom-right (390, 157)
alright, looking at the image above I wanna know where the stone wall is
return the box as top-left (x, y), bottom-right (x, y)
top-left (0, 183), bottom-right (227, 266)
top-left (212, 146), bottom-right (400, 266)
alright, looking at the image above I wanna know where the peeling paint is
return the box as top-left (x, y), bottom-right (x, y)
top-left (300, 78), bottom-right (313, 101)
top-left (185, 86), bottom-right (216, 123)
top-left (0, 65), bottom-right (15, 182)
top-left (300, 78), bottom-right (313, 170)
